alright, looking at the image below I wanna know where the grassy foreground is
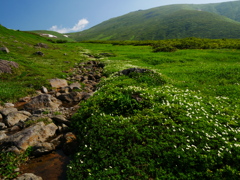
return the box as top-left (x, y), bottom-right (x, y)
top-left (66, 43), bottom-right (240, 179)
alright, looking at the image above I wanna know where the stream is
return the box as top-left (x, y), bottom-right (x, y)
top-left (20, 150), bottom-right (70, 180)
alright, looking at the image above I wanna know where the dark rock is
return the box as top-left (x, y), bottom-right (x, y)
top-left (0, 59), bottom-right (19, 74)
top-left (0, 131), bottom-right (7, 141)
top-left (32, 142), bottom-right (55, 156)
top-left (121, 68), bottom-right (150, 76)
top-left (35, 43), bottom-right (48, 48)
top-left (62, 132), bottom-right (78, 155)
top-left (34, 51), bottom-right (44, 56)
top-left (57, 91), bottom-right (83, 103)
top-left (0, 122), bottom-right (6, 130)
top-left (51, 115), bottom-right (70, 126)
top-left (0, 46), bottom-right (10, 53)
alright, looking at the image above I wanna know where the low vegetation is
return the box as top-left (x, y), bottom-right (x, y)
top-left (0, 26), bottom-right (240, 179)
top-left (66, 42), bottom-right (240, 179)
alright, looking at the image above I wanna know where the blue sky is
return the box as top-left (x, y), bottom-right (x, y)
top-left (0, 0), bottom-right (236, 33)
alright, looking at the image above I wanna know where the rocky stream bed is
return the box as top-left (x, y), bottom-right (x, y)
top-left (0, 60), bottom-right (105, 180)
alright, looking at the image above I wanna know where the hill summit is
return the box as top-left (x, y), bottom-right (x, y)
top-left (69, 1), bottom-right (240, 41)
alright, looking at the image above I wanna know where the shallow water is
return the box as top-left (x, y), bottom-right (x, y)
top-left (20, 150), bottom-right (70, 180)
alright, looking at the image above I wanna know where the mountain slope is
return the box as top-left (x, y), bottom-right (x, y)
top-left (69, 1), bottom-right (240, 41)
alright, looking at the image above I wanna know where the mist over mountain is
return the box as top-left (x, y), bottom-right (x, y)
top-left (68, 1), bottom-right (240, 41)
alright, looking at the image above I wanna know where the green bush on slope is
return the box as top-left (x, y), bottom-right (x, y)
top-left (67, 71), bottom-right (240, 179)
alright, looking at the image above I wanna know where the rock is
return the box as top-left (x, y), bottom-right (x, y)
top-left (0, 122), bottom-right (58, 153)
top-left (62, 132), bottom-right (78, 155)
top-left (57, 91), bottom-right (83, 103)
top-left (4, 103), bottom-right (15, 108)
top-left (51, 115), bottom-right (70, 126)
top-left (0, 131), bottom-right (7, 141)
top-left (34, 51), bottom-right (44, 56)
top-left (49, 78), bottom-right (68, 89)
top-left (0, 107), bottom-right (18, 117)
top-left (24, 94), bottom-right (62, 113)
top-left (35, 43), bottom-right (48, 48)
top-left (40, 86), bottom-right (48, 93)
top-left (121, 68), bottom-right (150, 76)
top-left (3, 111), bottom-right (31, 127)
top-left (69, 82), bottom-right (81, 90)
top-left (0, 113), bottom-right (2, 120)
top-left (32, 142), bottom-right (55, 156)
top-left (16, 173), bottom-right (43, 180)
top-left (59, 87), bottom-right (70, 93)
top-left (0, 122), bottom-right (7, 130)
top-left (0, 60), bottom-right (19, 74)
top-left (0, 46), bottom-right (10, 53)
top-left (50, 135), bottom-right (63, 148)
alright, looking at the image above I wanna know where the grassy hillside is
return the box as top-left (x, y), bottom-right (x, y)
top-left (30, 30), bottom-right (75, 42)
top-left (1, 24), bottom-right (240, 179)
top-left (69, 1), bottom-right (240, 41)
top-left (0, 25), bottom-right (84, 102)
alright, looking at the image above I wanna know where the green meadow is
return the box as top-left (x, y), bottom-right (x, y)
top-left (67, 43), bottom-right (240, 179)
top-left (0, 29), bottom-right (240, 179)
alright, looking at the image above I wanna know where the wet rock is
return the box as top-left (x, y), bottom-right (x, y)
top-left (3, 111), bottom-right (31, 127)
top-left (49, 78), bottom-right (68, 89)
top-left (50, 135), bottom-right (63, 148)
top-left (32, 142), bottom-right (55, 156)
top-left (24, 94), bottom-right (62, 113)
top-left (0, 122), bottom-right (58, 153)
top-left (0, 60), bottom-right (19, 74)
top-left (62, 132), bottom-right (78, 155)
top-left (0, 46), bottom-right (10, 53)
top-left (16, 173), bottom-right (43, 180)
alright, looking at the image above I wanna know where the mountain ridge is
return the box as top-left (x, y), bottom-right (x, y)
top-left (68, 1), bottom-right (240, 41)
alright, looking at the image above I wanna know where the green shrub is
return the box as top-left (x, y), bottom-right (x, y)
top-left (67, 73), bottom-right (240, 179)
top-left (152, 44), bottom-right (177, 52)
top-left (0, 147), bottom-right (33, 179)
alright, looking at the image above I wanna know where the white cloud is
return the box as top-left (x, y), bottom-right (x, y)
top-left (49, 18), bottom-right (89, 33)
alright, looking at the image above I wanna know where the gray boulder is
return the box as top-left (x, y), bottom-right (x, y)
top-left (3, 111), bottom-right (31, 127)
top-left (0, 60), bottom-right (19, 74)
top-left (49, 78), bottom-right (68, 89)
top-left (24, 94), bottom-right (62, 112)
top-left (16, 173), bottom-right (43, 180)
top-left (0, 121), bottom-right (58, 153)
top-left (0, 107), bottom-right (18, 117)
